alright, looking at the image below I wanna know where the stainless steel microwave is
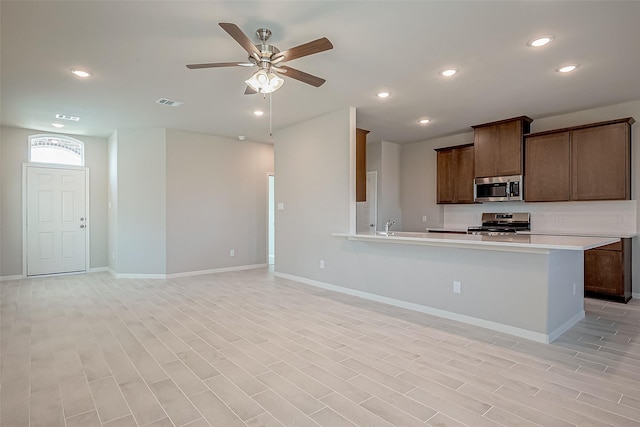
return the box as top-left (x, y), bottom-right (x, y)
top-left (474, 175), bottom-right (523, 202)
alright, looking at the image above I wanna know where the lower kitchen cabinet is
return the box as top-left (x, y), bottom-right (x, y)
top-left (585, 238), bottom-right (632, 303)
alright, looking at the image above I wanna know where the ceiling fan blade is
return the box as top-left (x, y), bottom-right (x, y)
top-left (186, 62), bottom-right (253, 69)
top-left (219, 22), bottom-right (261, 57)
top-left (273, 37), bottom-right (333, 62)
top-left (244, 86), bottom-right (257, 95)
top-left (278, 65), bottom-right (326, 87)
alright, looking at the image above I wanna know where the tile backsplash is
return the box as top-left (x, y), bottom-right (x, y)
top-left (444, 200), bottom-right (638, 236)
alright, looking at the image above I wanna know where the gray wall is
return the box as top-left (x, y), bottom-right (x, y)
top-left (111, 128), bottom-right (167, 276)
top-left (0, 126), bottom-right (108, 278)
top-left (273, 107), bottom-right (583, 340)
top-left (165, 129), bottom-right (273, 275)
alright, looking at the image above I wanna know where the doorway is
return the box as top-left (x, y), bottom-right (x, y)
top-left (24, 165), bottom-right (89, 276)
top-left (268, 174), bottom-right (275, 265)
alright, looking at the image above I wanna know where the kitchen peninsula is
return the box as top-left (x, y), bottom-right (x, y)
top-left (333, 231), bottom-right (619, 343)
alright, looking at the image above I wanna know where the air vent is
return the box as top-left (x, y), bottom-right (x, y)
top-left (55, 114), bottom-right (80, 121)
top-left (156, 98), bottom-right (183, 107)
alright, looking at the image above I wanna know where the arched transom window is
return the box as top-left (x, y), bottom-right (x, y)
top-left (29, 134), bottom-right (84, 166)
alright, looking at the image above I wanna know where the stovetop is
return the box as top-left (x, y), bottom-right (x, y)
top-left (468, 212), bottom-right (531, 235)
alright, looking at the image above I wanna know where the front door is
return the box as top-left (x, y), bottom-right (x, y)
top-left (26, 166), bottom-right (87, 276)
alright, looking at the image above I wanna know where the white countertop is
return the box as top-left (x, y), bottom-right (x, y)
top-left (334, 231), bottom-right (620, 254)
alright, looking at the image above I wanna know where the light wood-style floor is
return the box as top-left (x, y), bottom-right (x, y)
top-left (1, 268), bottom-right (639, 427)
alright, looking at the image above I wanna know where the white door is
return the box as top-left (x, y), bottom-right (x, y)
top-left (26, 166), bottom-right (87, 276)
top-left (356, 171), bottom-right (378, 232)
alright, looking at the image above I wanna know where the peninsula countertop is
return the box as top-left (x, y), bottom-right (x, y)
top-left (333, 231), bottom-right (620, 254)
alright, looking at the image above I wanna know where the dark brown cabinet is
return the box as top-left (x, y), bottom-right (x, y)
top-left (585, 239), bottom-right (631, 303)
top-left (524, 132), bottom-right (571, 202)
top-left (436, 144), bottom-right (474, 204)
top-left (524, 118), bottom-right (634, 202)
top-left (356, 128), bottom-right (369, 202)
top-left (472, 116), bottom-right (532, 178)
top-left (571, 122), bottom-right (631, 201)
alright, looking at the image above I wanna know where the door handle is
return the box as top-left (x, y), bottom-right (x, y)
top-left (80, 225), bottom-right (85, 228)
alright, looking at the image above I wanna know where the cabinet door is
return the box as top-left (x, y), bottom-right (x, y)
top-left (585, 249), bottom-right (623, 295)
top-left (453, 145), bottom-right (475, 203)
top-left (437, 149), bottom-right (454, 204)
top-left (355, 128), bottom-right (369, 202)
top-left (473, 125), bottom-right (498, 178)
top-left (571, 123), bottom-right (630, 200)
top-left (524, 132), bottom-right (570, 201)
top-left (497, 120), bottom-right (523, 176)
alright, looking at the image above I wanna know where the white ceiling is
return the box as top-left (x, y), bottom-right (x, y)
top-left (2, 1), bottom-right (640, 145)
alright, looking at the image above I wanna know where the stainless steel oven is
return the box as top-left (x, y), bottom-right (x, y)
top-left (474, 175), bottom-right (523, 202)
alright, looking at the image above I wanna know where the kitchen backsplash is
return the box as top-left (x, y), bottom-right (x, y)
top-left (444, 200), bottom-right (638, 236)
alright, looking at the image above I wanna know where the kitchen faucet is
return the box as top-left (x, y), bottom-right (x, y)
top-left (385, 219), bottom-right (396, 234)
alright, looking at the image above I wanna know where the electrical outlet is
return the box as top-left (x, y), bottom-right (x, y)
top-left (229, 249), bottom-right (235, 257)
top-left (453, 281), bottom-right (461, 294)
top-left (319, 260), bottom-right (325, 269)
top-left (422, 215), bottom-right (427, 223)
top-left (277, 202), bottom-right (284, 211)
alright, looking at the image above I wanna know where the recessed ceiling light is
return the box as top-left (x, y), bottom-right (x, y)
top-left (254, 110), bottom-right (264, 116)
top-left (440, 69), bottom-right (457, 77)
top-left (528, 35), bottom-right (554, 47)
top-left (70, 68), bottom-right (92, 78)
top-left (51, 123), bottom-right (65, 128)
top-left (418, 119), bottom-right (431, 125)
top-left (377, 92), bottom-right (390, 98)
top-left (557, 64), bottom-right (578, 73)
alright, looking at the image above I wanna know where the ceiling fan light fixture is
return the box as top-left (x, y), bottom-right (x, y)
top-left (245, 69), bottom-right (284, 94)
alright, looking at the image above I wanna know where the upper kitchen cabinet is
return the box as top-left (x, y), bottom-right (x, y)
top-left (436, 144), bottom-right (474, 204)
top-left (472, 116), bottom-right (533, 178)
top-left (524, 118), bottom-right (634, 202)
top-left (571, 120), bottom-right (633, 201)
top-left (524, 131), bottom-right (571, 202)
top-left (356, 128), bottom-right (369, 202)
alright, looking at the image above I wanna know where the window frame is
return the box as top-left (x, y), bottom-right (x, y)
top-left (28, 134), bottom-right (85, 166)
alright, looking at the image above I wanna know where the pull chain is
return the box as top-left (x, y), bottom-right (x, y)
top-left (269, 92), bottom-right (273, 137)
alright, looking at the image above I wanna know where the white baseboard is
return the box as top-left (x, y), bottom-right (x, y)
top-left (166, 264), bottom-right (267, 279)
top-left (632, 292), bottom-right (639, 300)
top-left (88, 267), bottom-right (109, 273)
top-left (273, 272), bottom-right (575, 344)
top-left (0, 274), bottom-right (24, 282)
top-left (108, 263), bottom-right (267, 279)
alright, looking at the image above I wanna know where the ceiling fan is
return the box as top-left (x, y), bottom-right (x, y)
top-left (186, 23), bottom-right (333, 94)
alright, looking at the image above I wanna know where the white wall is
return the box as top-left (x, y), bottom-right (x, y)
top-left (165, 129), bottom-right (273, 275)
top-left (0, 126), bottom-right (109, 278)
